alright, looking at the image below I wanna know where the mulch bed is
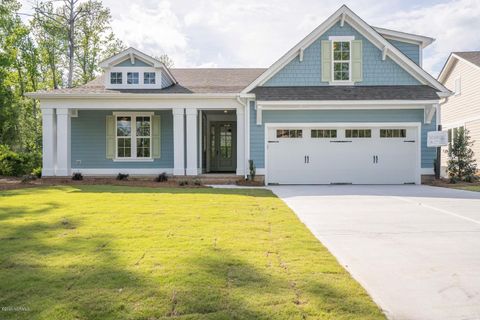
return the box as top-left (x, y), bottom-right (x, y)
top-left (0, 176), bottom-right (208, 191)
top-left (425, 178), bottom-right (480, 189)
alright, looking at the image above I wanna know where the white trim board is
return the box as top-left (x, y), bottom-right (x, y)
top-left (71, 168), bottom-right (173, 176)
top-left (242, 5), bottom-right (450, 95)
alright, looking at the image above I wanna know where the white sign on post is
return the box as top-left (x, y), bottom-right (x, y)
top-left (427, 131), bottom-right (449, 147)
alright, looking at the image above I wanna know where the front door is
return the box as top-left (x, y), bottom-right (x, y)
top-left (209, 121), bottom-right (236, 172)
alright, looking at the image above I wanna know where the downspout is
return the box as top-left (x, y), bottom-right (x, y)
top-left (236, 95), bottom-right (249, 179)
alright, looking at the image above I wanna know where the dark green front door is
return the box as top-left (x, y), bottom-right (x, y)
top-left (209, 121), bottom-right (236, 172)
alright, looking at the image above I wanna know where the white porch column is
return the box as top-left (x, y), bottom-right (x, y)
top-left (56, 108), bottom-right (71, 176)
top-left (173, 108), bottom-right (185, 176)
top-left (185, 108), bottom-right (198, 176)
top-left (42, 108), bottom-right (56, 176)
top-left (236, 105), bottom-right (245, 176)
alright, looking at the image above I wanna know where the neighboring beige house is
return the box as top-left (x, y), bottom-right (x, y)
top-left (438, 51), bottom-right (480, 176)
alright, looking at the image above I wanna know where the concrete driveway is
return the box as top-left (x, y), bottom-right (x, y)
top-left (270, 185), bottom-right (480, 320)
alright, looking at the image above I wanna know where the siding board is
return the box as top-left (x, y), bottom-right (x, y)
top-left (71, 110), bottom-right (173, 169)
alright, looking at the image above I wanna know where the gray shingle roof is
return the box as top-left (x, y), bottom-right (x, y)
top-left (32, 68), bottom-right (267, 95)
top-left (454, 51), bottom-right (480, 68)
top-left (250, 85), bottom-right (440, 101)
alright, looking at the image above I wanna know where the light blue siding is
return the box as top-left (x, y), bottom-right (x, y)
top-left (249, 103), bottom-right (436, 169)
top-left (161, 70), bottom-right (174, 87)
top-left (264, 21), bottom-right (420, 86)
top-left (115, 58), bottom-right (152, 67)
top-left (71, 110), bottom-right (173, 169)
top-left (387, 39), bottom-right (420, 65)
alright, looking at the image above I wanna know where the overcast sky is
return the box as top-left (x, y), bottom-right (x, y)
top-left (20, 0), bottom-right (480, 76)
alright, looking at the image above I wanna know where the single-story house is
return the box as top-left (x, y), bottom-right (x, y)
top-left (28, 5), bottom-right (451, 185)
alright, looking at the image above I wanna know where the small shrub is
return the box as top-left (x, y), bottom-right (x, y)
top-left (117, 173), bottom-right (129, 181)
top-left (72, 172), bottom-right (83, 181)
top-left (446, 127), bottom-right (477, 183)
top-left (32, 167), bottom-right (42, 178)
top-left (154, 172), bottom-right (168, 182)
top-left (193, 179), bottom-right (202, 186)
top-left (0, 145), bottom-right (41, 177)
top-left (178, 180), bottom-right (189, 186)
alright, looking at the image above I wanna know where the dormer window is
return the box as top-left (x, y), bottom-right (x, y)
top-left (101, 48), bottom-right (177, 89)
top-left (127, 72), bottom-right (139, 84)
top-left (333, 41), bottom-right (351, 81)
top-left (110, 72), bottom-right (122, 84)
top-left (144, 72), bottom-right (156, 84)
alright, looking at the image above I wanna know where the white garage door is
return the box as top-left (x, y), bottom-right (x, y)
top-left (266, 124), bottom-right (420, 185)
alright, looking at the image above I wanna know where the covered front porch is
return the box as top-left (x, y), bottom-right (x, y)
top-left (40, 96), bottom-right (249, 178)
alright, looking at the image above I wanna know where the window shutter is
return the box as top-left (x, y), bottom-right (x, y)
top-left (351, 40), bottom-right (363, 82)
top-left (152, 115), bottom-right (161, 158)
top-left (321, 40), bottom-right (332, 82)
top-left (106, 115), bottom-right (115, 159)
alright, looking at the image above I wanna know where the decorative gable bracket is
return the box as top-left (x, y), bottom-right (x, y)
top-left (382, 46), bottom-right (388, 61)
top-left (424, 104), bottom-right (437, 124)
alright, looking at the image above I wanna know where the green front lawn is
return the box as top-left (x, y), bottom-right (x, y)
top-left (455, 185), bottom-right (480, 192)
top-left (0, 186), bottom-right (384, 320)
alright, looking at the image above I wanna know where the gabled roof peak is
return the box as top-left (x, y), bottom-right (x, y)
top-left (99, 47), bottom-right (177, 84)
top-left (242, 5), bottom-right (449, 95)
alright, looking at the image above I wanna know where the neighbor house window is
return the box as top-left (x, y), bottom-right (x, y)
top-left (454, 77), bottom-right (461, 96)
top-left (144, 72), bottom-right (156, 84)
top-left (380, 129), bottom-right (407, 138)
top-left (110, 72), bottom-right (122, 84)
top-left (116, 114), bottom-right (151, 159)
top-left (127, 72), bottom-right (139, 84)
top-left (333, 41), bottom-right (350, 81)
top-left (345, 129), bottom-right (371, 138)
top-left (311, 129), bottom-right (337, 138)
top-left (276, 129), bottom-right (303, 138)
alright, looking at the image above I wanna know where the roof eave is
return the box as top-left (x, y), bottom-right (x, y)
top-left (25, 92), bottom-right (255, 100)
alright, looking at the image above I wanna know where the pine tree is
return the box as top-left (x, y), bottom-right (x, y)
top-left (446, 127), bottom-right (477, 183)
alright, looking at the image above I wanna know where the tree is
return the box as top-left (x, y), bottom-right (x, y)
top-left (31, 2), bottom-right (66, 89)
top-left (34, 0), bottom-right (89, 88)
top-left (33, 0), bottom-right (125, 87)
top-left (446, 127), bottom-right (477, 183)
top-left (157, 54), bottom-right (174, 68)
top-left (74, 0), bottom-right (124, 85)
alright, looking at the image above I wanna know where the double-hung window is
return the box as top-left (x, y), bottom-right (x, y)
top-left (144, 72), bottom-right (156, 84)
top-left (116, 114), bottom-right (151, 160)
top-left (333, 41), bottom-right (351, 81)
top-left (110, 72), bottom-right (122, 84)
top-left (127, 72), bottom-right (139, 84)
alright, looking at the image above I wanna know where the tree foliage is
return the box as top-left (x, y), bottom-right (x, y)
top-left (446, 127), bottom-right (478, 183)
top-left (0, 0), bottom-right (125, 162)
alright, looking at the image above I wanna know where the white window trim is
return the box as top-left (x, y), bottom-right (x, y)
top-left (127, 72), bottom-right (140, 85)
top-left (143, 72), bottom-right (156, 85)
top-left (113, 112), bottom-right (154, 162)
top-left (110, 72), bottom-right (122, 84)
top-left (329, 36), bottom-right (355, 85)
top-left (106, 67), bottom-right (164, 89)
top-left (454, 76), bottom-right (461, 96)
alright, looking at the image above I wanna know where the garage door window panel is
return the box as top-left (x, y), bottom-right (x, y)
top-left (311, 129), bottom-right (337, 138)
top-left (380, 129), bottom-right (406, 138)
top-left (276, 129), bottom-right (303, 138)
top-left (345, 129), bottom-right (371, 138)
